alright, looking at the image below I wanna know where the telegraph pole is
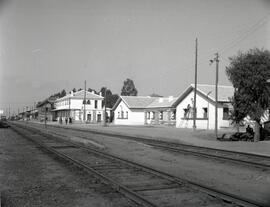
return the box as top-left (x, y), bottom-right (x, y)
top-left (83, 80), bottom-right (86, 122)
top-left (103, 87), bottom-right (107, 127)
top-left (193, 38), bottom-right (198, 130)
top-left (210, 53), bottom-right (220, 138)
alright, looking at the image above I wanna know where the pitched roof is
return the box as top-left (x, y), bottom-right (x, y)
top-left (56, 90), bottom-right (103, 101)
top-left (36, 97), bottom-right (57, 107)
top-left (146, 97), bottom-right (177, 108)
top-left (112, 96), bottom-right (177, 110)
top-left (121, 96), bottom-right (157, 108)
top-left (173, 84), bottom-right (234, 107)
top-left (194, 84), bottom-right (234, 102)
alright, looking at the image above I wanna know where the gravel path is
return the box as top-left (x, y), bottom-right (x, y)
top-left (0, 128), bottom-right (138, 207)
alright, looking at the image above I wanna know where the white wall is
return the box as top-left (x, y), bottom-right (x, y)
top-left (114, 101), bottom-right (145, 125)
top-left (176, 90), bottom-right (232, 129)
top-left (55, 98), bottom-right (104, 122)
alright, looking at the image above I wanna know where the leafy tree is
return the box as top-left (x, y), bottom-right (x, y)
top-left (60, 89), bottom-right (66, 98)
top-left (72, 88), bottom-right (77, 93)
top-left (88, 88), bottom-right (97, 94)
top-left (226, 48), bottom-right (270, 141)
top-left (121, 78), bottom-right (138, 96)
top-left (99, 87), bottom-right (119, 108)
top-left (78, 88), bottom-right (83, 91)
top-left (110, 94), bottom-right (119, 108)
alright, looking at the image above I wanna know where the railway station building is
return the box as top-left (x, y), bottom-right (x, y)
top-left (112, 96), bottom-right (177, 125)
top-left (173, 84), bottom-right (234, 130)
top-left (53, 90), bottom-right (105, 123)
top-left (36, 98), bottom-right (57, 122)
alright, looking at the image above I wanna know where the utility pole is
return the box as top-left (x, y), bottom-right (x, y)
top-left (193, 38), bottom-right (198, 130)
top-left (83, 80), bottom-right (86, 122)
top-left (8, 105), bottom-right (10, 119)
top-left (103, 87), bottom-right (107, 127)
top-left (210, 53), bottom-right (219, 138)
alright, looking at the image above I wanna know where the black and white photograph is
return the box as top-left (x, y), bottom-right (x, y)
top-left (0, 0), bottom-right (270, 206)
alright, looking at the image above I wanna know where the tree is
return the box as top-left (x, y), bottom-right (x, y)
top-left (121, 78), bottom-right (138, 96)
top-left (59, 89), bottom-right (66, 98)
top-left (88, 88), bottom-right (97, 94)
top-left (72, 88), bottom-right (77, 93)
top-left (226, 48), bottom-right (270, 141)
top-left (99, 87), bottom-right (119, 108)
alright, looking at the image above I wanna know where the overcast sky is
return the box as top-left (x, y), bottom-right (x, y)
top-left (0, 0), bottom-right (269, 115)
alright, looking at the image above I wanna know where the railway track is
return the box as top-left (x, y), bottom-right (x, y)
top-left (19, 122), bottom-right (270, 171)
top-left (10, 122), bottom-right (267, 207)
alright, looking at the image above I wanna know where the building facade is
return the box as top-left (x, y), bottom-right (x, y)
top-left (174, 84), bottom-right (234, 129)
top-left (112, 96), bottom-right (177, 125)
top-left (36, 98), bottom-right (56, 122)
top-left (53, 90), bottom-right (104, 123)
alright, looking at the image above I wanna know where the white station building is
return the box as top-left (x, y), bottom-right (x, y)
top-left (53, 90), bottom-right (104, 123)
top-left (112, 96), bottom-right (177, 125)
top-left (174, 84), bottom-right (234, 129)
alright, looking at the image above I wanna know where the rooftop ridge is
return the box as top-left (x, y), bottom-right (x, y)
top-left (191, 83), bottom-right (233, 88)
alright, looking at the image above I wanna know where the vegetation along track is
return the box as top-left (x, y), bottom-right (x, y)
top-left (10, 123), bottom-right (266, 207)
top-left (21, 122), bottom-right (270, 171)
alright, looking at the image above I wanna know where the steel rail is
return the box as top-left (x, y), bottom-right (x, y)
top-left (142, 142), bottom-right (270, 170)
top-left (11, 126), bottom-right (159, 207)
top-left (35, 122), bottom-right (270, 159)
top-left (10, 123), bottom-right (267, 207)
top-left (21, 122), bottom-right (270, 170)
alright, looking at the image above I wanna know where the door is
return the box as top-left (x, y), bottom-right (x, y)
top-left (87, 114), bottom-right (91, 122)
top-left (97, 114), bottom-right (101, 122)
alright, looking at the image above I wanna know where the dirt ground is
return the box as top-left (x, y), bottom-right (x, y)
top-left (0, 128), bottom-right (138, 207)
top-left (34, 125), bottom-right (270, 206)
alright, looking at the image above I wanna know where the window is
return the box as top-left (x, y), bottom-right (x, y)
top-left (117, 106), bottom-right (128, 119)
top-left (147, 112), bottom-right (150, 119)
top-left (95, 100), bottom-right (98, 109)
top-left (159, 111), bottom-right (163, 120)
top-left (223, 107), bottom-right (229, 120)
top-left (203, 107), bottom-right (208, 118)
top-left (87, 100), bottom-right (90, 104)
top-left (171, 111), bottom-right (176, 120)
top-left (83, 100), bottom-right (86, 104)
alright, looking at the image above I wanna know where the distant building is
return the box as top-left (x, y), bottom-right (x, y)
top-left (36, 98), bottom-right (57, 122)
top-left (112, 96), bottom-right (177, 125)
top-left (53, 90), bottom-right (104, 123)
top-left (174, 84), bottom-right (234, 129)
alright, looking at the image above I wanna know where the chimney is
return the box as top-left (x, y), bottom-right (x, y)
top-left (70, 91), bottom-right (74, 96)
top-left (91, 91), bottom-right (95, 94)
top-left (159, 98), bottom-right (163, 103)
top-left (99, 92), bottom-right (102, 96)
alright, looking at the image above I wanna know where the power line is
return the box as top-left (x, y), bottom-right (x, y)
top-left (219, 13), bottom-right (269, 54)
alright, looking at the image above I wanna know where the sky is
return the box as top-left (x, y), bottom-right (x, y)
top-left (0, 0), bottom-right (270, 115)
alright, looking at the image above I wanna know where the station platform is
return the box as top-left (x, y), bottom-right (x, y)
top-left (25, 121), bottom-right (270, 157)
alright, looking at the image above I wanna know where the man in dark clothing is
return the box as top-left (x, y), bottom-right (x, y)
top-left (246, 125), bottom-right (254, 134)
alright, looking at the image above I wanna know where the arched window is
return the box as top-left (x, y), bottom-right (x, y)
top-left (87, 100), bottom-right (90, 104)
